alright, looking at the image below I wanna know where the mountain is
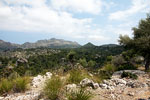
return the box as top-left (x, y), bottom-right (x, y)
top-left (82, 42), bottom-right (95, 48)
top-left (0, 40), bottom-right (20, 50)
top-left (21, 38), bottom-right (81, 49)
top-left (0, 38), bottom-right (81, 50)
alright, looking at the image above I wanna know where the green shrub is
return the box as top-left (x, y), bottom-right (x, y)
top-left (68, 88), bottom-right (93, 100)
top-left (103, 63), bottom-right (116, 72)
top-left (44, 76), bottom-right (63, 100)
top-left (121, 71), bottom-right (138, 79)
top-left (0, 78), bottom-right (13, 95)
top-left (88, 60), bottom-right (96, 68)
top-left (8, 71), bottom-right (20, 80)
top-left (68, 69), bottom-right (84, 84)
top-left (117, 64), bottom-right (137, 71)
top-left (13, 77), bottom-right (30, 92)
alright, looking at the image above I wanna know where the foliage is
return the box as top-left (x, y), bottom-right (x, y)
top-left (44, 76), bottom-right (63, 100)
top-left (8, 71), bottom-right (20, 80)
top-left (88, 60), bottom-right (96, 68)
top-left (13, 77), bottom-right (30, 92)
top-left (119, 14), bottom-right (150, 70)
top-left (117, 64), bottom-right (137, 71)
top-left (67, 51), bottom-right (76, 63)
top-left (0, 78), bottom-right (13, 95)
top-left (121, 71), bottom-right (138, 79)
top-left (103, 63), bottom-right (116, 72)
top-left (79, 58), bottom-right (87, 67)
top-left (67, 88), bottom-right (93, 100)
top-left (68, 69), bottom-right (84, 84)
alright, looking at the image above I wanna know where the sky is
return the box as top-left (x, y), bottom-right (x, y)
top-left (0, 0), bottom-right (150, 45)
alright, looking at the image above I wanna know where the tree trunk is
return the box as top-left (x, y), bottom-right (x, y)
top-left (145, 59), bottom-right (150, 71)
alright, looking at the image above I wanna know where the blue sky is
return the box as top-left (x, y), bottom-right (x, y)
top-left (0, 0), bottom-right (150, 45)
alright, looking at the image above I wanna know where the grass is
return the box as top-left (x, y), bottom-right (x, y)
top-left (44, 76), bottom-right (64, 100)
top-left (67, 88), bottom-right (93, 100)
top-left (13, 77), bottom-right (30, 92)
top-left (0, 78), bottom-right (13, 95)
top-left (68, 69), bottom-right (84, 84)
top-left (68, 69), bottom-right (91, 84)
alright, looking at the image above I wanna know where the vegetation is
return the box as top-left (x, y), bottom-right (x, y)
top-left (119, 14), bottom-right (150, 71)
top-left (0, 78), bottom-right (13, 95)
top-left (67, 88), bottom-right (93, 100)
top-left (121, 71), bottom-right (138, 80)
top-left (44, 76), bottom-right (64, 100)
top-left (13, 77), bottom-right (30, 92)
top-left (68, 69), bottom-right (85, 84)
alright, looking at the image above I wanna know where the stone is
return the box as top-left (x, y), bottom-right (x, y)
top-left (99, 84), bottom-right (108, 89)
top-left (131, 82), bottom-right (147, 88)
top-left (107, 86), bottom-right (114, 90)
top-left (31, 72), bottom-right (52, 88)
top-left (80, 78), bottom-right (100, 89)
top-left (65, 84), bottom-right (77, 92)
top-left (128, 92), bottom-right (134, 96)
top-left (111, 78), bottom-right (126, 86)
top-left (93, 83), bottom-right (99, 89)
top-left (80, 78), bottom-right (94, 87)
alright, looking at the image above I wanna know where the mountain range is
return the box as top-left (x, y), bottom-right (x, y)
top-left (0, 38), bottom-right (81, 50)
top-left (0, 38), bottom-right (120, 51)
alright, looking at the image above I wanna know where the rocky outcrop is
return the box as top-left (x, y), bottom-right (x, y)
top-left (80, 78), bottom-right (99, 89)
top-left (0, 72), bottom-right (52, 100)
top-left (31, 72), bottom-right (52, 88)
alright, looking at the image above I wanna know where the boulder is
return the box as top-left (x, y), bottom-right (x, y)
top-left (99, 84), bottom-right (108, 89)
top-left (32, 72), bottom-right (52, 88)
top-left (65, 84), bottom-right (77, 92)
top-left (80, 78), bottom-right (99, 89)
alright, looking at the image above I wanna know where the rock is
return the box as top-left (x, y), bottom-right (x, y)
top-left (45, 72), bottom-right (52, 78)
top-left (93, 83), bottom-right (99, 89)
top-left (32, 72), bottom-right (52, 88)
top-left (1, 91), bottom-right (41, 100)
top-left (65, 84), bottom-right (77, 92)
top-left (0, 97), bottom-right (4, 100)
top-left (131, 82), bottom-right (147, 88)
top-left (112, 70), bottom-right (145, 77)
top-left (80, 78), bottom-right (99, 89)
top-left (99, 84), bottom-right (108, 89)
top-left (111, 78), bottom-right (126, 86)
top-left (107, 86), bottom-right (114, 90)
top-left (80, 78), bottom-right (94, 87)
top-left (128, 92), bottom-right (134, 96)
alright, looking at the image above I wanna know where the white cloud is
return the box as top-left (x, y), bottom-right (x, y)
top-left (109, 0), bottom-right (150, 20)
top-left (0, 0), bottom-right (101, 38)
top-left (50, 0), bottom-right (102, 14)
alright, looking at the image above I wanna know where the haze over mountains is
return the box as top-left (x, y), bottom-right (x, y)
top-left (0, 38), bottom-right (120, 51)
top-left (0, 38), bottom-right (81, 50)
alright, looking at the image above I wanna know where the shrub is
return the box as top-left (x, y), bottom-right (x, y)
top-left (103, 63), bottom-right (116, 72)
top-left (68, 69), bottom-right (84, 84)
top-left (117, 64), bottom-right (137, 71)
top-left (0, 78), bottom-right (13, 95)
top-left (8, 71), bottom-right (20, 80)
top-left (44, 76), bottom-right (63, 100)
top-left (121, 71), bottom-right (138, 79)
top-left (68, 88), bottom-right (93, 100)
top-left (79, 58), bottom-right (87, 67)
top-left (13, 77), bottom-right (30, 92)
top-left (88, 60), bottom-right (96, 68)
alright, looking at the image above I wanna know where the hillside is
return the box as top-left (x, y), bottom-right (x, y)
top-left (0, 38), bottom-right (81, 50)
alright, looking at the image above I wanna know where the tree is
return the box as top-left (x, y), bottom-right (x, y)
top-left (119, 14), bottom-right (150, 71)
top-left (79, 58), bottom-right (87, 67)
top-left (88, 60), bottom-right (96, 68)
